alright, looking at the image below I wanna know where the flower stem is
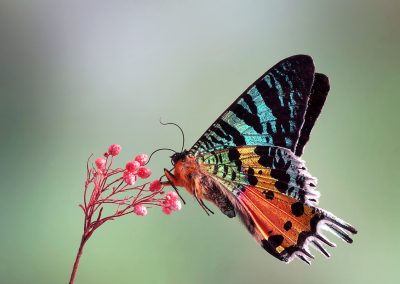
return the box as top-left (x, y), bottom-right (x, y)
top-left (69, 236), bottom-right (87, 284)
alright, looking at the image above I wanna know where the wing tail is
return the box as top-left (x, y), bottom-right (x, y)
top-left (237, 185), bottom-right (357, 263)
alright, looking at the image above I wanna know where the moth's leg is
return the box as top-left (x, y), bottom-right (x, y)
top-left (162, 168), bottom-right (186, 204)
top-left (193, 188), bottom-right (213, 216)
top-left (199, 199), bottom-right (214, 215)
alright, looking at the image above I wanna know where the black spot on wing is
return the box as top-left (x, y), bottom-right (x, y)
top-left (258, 155), bottom-right (274, 168)
top-left (291, 202), bottom-right (305, 217)
top-left (284, 221), bottom-right (292, 231)
top-left (228, 148), bottom-right (242, 168)
top-left (264, 190), bottom-right (275, 200)
top-left (247, 167), bottom-right (258, 186)
top-left (269, 235), bottom-right (284, 247)
top-left (271, 169), bottom-right (290, 193)
top-left (254, 146), bottom-right (274, 167)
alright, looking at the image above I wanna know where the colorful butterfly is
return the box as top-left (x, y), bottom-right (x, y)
top-left (163, 55), bottom-right (357, 264)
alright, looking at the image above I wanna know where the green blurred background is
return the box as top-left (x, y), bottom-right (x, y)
top-left (0, 1), bottom-right (398, 283)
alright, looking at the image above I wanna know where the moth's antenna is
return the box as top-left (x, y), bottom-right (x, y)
top-left (159, 119), bottom-right (185, 152)
top-left (146, 148), bottom-right (176, 165)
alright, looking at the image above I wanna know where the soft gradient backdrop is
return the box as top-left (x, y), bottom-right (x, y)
top-left (0, 1), bottom-right (398, 283)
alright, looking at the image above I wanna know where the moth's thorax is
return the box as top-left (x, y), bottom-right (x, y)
top-left (168, 155), bottom-right (209, 198)
top-left (171, 156), bottom-right (200, 188)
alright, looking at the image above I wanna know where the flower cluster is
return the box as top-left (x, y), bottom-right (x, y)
top-left (82, 144), bottom-right (182, 222)
top-left (70, 144), bottom-right (182, 284)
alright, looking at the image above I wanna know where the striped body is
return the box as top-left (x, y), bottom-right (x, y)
top-left (164, 55), bottom-right (357, 263)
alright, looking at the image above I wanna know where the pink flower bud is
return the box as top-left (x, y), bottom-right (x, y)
top-left (166, 191), bottom-right (179, 201)
top-left (162, 192), bottom-right (182, 214)
top-left (108, 144), bottom-right (122, 156)
top-left (126, 161), bottom-right (140, 172)
top-left (149, 180), bottom-right (162, 192)
top-left (137, 167), bottom-right (151, 179)
top-left (170, 199), bottom-right (182, 211)
top-left (134, 154), bottom-right (148, 166)
top-left (162, 206), bottom-right (172, 215)
top-left (95, 157), bottom-right (107, 170)
top-left (123, 170), bottom-right (137, 185)
top-left (133, 204), bottom-right (147, 216)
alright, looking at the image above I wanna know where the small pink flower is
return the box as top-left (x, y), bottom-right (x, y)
top-left (108, 144), bottom-right (122, 156)
top-left (137, 167), bottom-right (151, 179)
top-left (162, 206), bottom-right (172, 215)
top-left (149, 180), bottom-right (162, 192)
top-left (162, 191), bottom-right (182, 214)
top-left (170, 199), bottom-right (182, 211)
top-left (95, 157), bottom-right (107, 170)
top-left (165, 191), bottom-right (179, 202)
top-left (126, 161), bottom-right (140, 172)
top-left (123, 170), bottom-right (137, 185)
top-left (134, 154), bottom-right (148, 166)
top-left (133, 204), bottom-right (147, 216)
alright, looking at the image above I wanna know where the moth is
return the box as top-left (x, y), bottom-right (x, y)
top-left (163, 55), bottom-right (357, 263)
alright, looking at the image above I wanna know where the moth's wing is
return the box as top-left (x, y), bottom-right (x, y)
top-left (190, 55), bottom-right (317, 156)
top-left (238, 185), bottom-right (356, 263)
top-left (197, 146), bottom-right (357, 263)
top-left (295, 73), bottom-right (330, 156)
top-left (198, 146), bottom-right (319, 205)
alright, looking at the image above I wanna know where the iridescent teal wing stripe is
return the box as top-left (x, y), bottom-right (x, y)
top-left (294, 73), bottom-right (330, 156)
top-left (190, 55), bottom-right (316, 156)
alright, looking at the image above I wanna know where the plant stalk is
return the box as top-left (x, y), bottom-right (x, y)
top-left (69, 236), bottom-right (87, 284)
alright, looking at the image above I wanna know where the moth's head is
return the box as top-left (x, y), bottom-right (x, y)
top-left (170, 150), bottom-right (189, 165)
